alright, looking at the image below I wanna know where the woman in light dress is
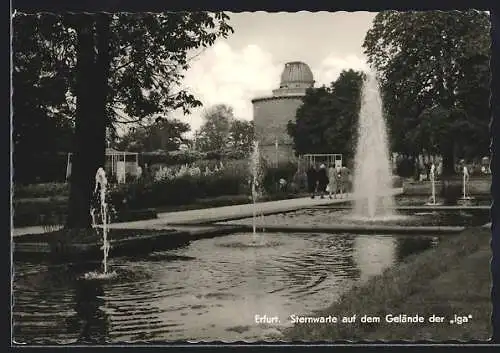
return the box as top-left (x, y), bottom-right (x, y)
top-left (327, 164), bottom-right (339, 199)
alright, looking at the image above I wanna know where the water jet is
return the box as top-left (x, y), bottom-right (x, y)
top-left (352, 74), bottom-right (396, 220)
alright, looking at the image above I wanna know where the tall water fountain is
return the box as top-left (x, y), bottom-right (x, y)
top-left (352, 74), bottom-right (395, 219)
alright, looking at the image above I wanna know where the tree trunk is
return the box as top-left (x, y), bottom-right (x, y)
top-left (440, 138), bottom-right (458, 204)
top-left (441, 139), bottom-right (456, 178)
top-left (66, 15), bottom-right (111, 229)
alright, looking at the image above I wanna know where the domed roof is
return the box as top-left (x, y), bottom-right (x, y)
top-left (279, 61), bottom-right (314, 88)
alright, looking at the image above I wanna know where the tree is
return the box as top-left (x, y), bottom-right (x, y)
top-left (287, 69), bottom-right (365, 160)
top-left (363, 10), bottom-right (491, 176)
top-left (66, 14), bottom-right (110, 228)
top-left (12, 14), bottom-right (76, 183)
top-left (116, 117), bottom-right (191, 152)
top-left (228, 119), bottom-right (254, 157)
top-left (12, 12), bottom-right (234, 228)
top-left (195, 104), bottom-right (235, 154)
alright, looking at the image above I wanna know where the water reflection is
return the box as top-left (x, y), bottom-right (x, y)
top-left (69, 280), bottom-right (108, 343)
top-left (14, 263), bottom-right (75, 344)
top-left (13, 232), bottom-right (435, 343)
top-left (13, 263), bottom-right (111, 344)
top-left (352, 236), bottom-right (397, 282)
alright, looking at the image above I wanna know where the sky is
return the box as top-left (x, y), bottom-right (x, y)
top-left (172, 11), bottom-right (377, 136)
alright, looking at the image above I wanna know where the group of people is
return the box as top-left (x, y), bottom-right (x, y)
top-left (306, 163), bottom-right (351, 199)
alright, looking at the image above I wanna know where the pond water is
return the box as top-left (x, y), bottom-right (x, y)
top-left (224, 208), bottom-right (490, 228)
top-left (392, 195), bottom-right (491, 207)
top-left (13, 232), bottom-right (438, 343)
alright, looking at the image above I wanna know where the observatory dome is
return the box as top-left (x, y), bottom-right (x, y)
top-left (279, 61), bottom-right (314, 89)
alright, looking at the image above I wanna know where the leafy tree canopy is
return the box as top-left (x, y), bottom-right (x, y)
top-left (195, 104), bottom-right (255, 157)
top-left (12, 12), bottom-right (234, 150)
top-left (228, 119), bottom-right (255, 157)
top-left (362, 10), bottom-right (490, 172)
top-left (114, 117), bottom-right (191, 152)
top-left (287, 69), bottom-right (365, 160)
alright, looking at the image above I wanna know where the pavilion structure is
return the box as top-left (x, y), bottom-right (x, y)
top-left (65, 148), bottom-right (139, 183)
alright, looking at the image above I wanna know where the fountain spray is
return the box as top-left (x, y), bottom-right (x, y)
top-left (430, 163), bottom-right (436, 205)
top-left (91, 167), bottom-right (111, 275)
top-left (462, 165), bottom-right (469, 199)
top-left (249, 141), bottom-right (262, 240)
top-left (352, 73), bottom-right (395, 219)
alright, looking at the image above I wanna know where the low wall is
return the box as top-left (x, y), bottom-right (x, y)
top-left (403, 177), bottom-right (491, 196)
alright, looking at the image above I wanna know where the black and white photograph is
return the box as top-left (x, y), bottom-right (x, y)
top-left (11, 9), bottom-right (494, 344)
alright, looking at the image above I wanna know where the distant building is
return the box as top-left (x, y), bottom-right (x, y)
top-left (252, 61), bottom-right (314, 165)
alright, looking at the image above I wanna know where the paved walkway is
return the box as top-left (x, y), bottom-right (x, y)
top-left (12, 188), bottom-right (404, 236)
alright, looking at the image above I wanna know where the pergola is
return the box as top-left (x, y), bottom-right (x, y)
top-left (66, 148), bottom-right (139, 183)
top-left (299, 153), bottom-right (343, 171)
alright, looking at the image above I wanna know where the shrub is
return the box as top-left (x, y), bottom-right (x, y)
top-left (13, 198), bottom-right (68, 227)
top-left (262, 163), bottom-right (298, 193)
top-left (140, 150), bottom-right (204, 166)
top-left (14, 182), bottom-right (69, 199)
top-left (109, 171), bottom-right (246, 210)
top-left (396, 158), bottom-right (416, 178)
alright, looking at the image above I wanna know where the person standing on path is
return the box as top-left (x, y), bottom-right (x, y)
top-left (317, 164), bottom-right (329, 199)
top-left (306, 163), bottom-right (319, 199)
top-left (327, 164), bottom-right (338, 199)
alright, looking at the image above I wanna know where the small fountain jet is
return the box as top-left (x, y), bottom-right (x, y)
top-left (425, 163), bottom-right (442, 206)
top-left (249, 140), bottom-right (265, 243)
top-left (84, 167), bottom-right (117, 280)
top-left (458, 164), bottom-right (474, 206)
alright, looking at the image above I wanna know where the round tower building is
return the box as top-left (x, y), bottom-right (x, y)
top-left (252, 61), bottom-right (314, 165)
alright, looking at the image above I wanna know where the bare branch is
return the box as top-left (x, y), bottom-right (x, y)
top-left (111, 58), bottom-right (135, 73)
top-left (114, 119), bottom-right (143, 124)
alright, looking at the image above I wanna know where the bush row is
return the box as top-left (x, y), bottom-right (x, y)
top-left (141, 150), bottom-right (249, 166)
top-left (109, 173), bottom-right (246, 211)
top-left (14, 182), bottom-right (70, 199)
top-left (14, 169), bottom-right (402, 203)
top-left (13, 198), bottom-right (68, 227)
top-left (13, 150), bottom-right (250, 185)
top-left (13, 159), bottom-right (251, 199)
top-left (13, 172), bottom-right (250, 227)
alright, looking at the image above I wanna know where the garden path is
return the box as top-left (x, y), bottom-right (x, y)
top-left (12, 188), bottom-right (404, 236)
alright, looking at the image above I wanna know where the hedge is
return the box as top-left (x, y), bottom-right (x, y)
top-left (14, 182), bottom-right (70, 199)
top-left (13, 197), bottom-right (69, 227)
top-left (109, 173), bottom-right (246, 211)
top-left (12, 174), bottom-right (247, 227)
